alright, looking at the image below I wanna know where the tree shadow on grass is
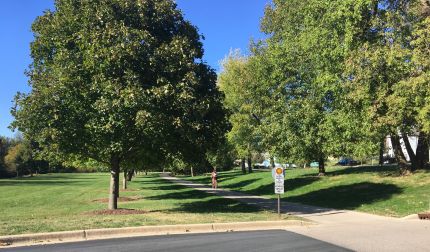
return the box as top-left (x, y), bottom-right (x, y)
top-left (166, 197), bottom-right (261, 214)
top-left (41, 175), bottom-right (102, 180)
top-left (219, 171), bottom-right (255, 181)
top-left (286, 182), bottom-right (402, 210)
top-left (142, 184), bottom-right (187, 191)
top-left (220, 178), bottom-right (262, 190)
top-left (285, 176), bottom-right (321, 191)
top-left (145, 188), bottom-right (211, 200)
top-left (0, 179), bottom-right (90, 187)
top-left (226, 176), bottom-right (320, 197)
top-left (324, 165), bottom-right (420, 177)
top-left (181, 172), bottom-right (243, 184)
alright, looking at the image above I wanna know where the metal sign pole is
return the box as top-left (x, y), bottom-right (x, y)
top-left (278, 194), bottom-right (281, 218)
top-left (273, 167), bottom-right (284, 219)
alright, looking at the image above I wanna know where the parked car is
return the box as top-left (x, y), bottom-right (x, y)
top-left (382, 155), bottom-right (396, 164)
top-left (310, 161), bottom-right (319, 168)
top-left (336, 158), bottom-right (359, 166)
top-left (254, 160), bottom-right (297, 169)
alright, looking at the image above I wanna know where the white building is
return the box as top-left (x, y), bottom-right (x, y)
top-left (385, 135), bottom-right (428, 161)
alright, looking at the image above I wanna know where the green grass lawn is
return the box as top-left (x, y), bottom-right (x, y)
top-left (0, 173), bottom-right (291, 236)
top-left (183, 166), bottom-right (430, 217)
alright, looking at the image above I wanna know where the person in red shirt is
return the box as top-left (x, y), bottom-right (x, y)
top-left (211, 168), bottom-right (218, 189)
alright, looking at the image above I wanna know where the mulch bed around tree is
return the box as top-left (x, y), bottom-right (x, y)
top-left (92, 196), bottom-right (142, 203)
top-left (418, 213), bottom-right (430, 220)
top-left (85, 208), bottom-right (148, 215)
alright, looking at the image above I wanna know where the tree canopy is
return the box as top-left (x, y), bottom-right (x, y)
top-left (12, 0), bottom-right (228, 209)
top-left (219, 0), bottom-right (430, 175)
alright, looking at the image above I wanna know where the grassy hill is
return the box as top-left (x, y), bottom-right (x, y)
top-left (183, 165), bottom-right (430, 217)
top-left (0, 173), bottom-right (287, 235)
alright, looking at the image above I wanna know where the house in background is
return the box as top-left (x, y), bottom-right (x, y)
top-left (385, 135), bottom-right (429, 162)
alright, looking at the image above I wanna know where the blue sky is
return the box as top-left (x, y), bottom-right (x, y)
top-left (0, 0), bottom-right (269, 137)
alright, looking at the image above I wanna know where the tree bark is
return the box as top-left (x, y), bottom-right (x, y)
top-left (247, 156), bottom-right (252, 173)
top-left (123, 171), bottom-right (127, 190)
top-left (126, 169), bottom-right (134, 181)
top-left (108, 155), bottom-right (120, 210)
top-left (415, 132), bottom-right (429, 170)
top-left (401, 133), bottom-right (416, 170)
top-left (391, 135), bottom-right (411, 175)
top-left (115, 169), bottom-right (120, 198)
top-left (190, 167), bottom-right (194, 177)
top-left (379, 138), bottom-right (385, 166)
top-left (270, 156), bottom-right (275, 168)
top-left (318, 157), bottom-right (325, 176)
top-left (421, 0), bottom-right (430, 16)
top-left (241, 158), bottom-right (246, 174)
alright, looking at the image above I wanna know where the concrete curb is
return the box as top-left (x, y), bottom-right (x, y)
top-left (0, 220), bottom-right (312, 248)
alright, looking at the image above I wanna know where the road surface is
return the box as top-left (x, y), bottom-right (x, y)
top-left (162, 174), bottom-right (430, 252)
top-left (3, 230), bottom-right (349, 252)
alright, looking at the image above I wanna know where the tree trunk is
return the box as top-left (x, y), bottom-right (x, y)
top-left (115, 170), bottom-right (120, 198)
top-left (191, 167), bottom-right (194, 177)
top-left (126, 169), bottom-right (134, 181)
top-left (391, 135), bottom-right (411, 175)
top-left (402, 133), bottom-right (416, 170)
top-left (108, 155), bottom-right (120, 210)
top-left (421, 0), bottom-right (430, 16)
top-left (270, 156), bottom-right (275, 168)
top-left (247, 156), bottom-right (252, 173)
top-left (379, 138), bottom-right (385, 166)
top-left (123, 171), bottom-right (127, 190)
top-left (415, 132), bottom-right (429, 170)
top-left (318, 157), bottom-right (325, 176)
top-left (241, 158), bottom-right (246, 174)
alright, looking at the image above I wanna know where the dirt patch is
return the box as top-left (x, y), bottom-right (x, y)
top-left (92, 196), bottom-right (142, 203)
top-left (85, 208), bottom-right (148, 215)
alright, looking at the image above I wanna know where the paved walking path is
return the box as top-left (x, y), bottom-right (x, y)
top-left (161, 173), bottom-right (430, 252)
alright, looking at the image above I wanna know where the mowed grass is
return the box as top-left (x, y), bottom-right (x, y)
top-left (183, 166), bottom-right (430, 217)
top-left (0, 173), bottom-right (290, 236)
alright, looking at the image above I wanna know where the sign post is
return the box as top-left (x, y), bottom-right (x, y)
top-left (273, 167), bottom-right (284, 218)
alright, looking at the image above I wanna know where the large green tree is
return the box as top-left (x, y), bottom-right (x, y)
top-left (258, 0), bottom-right (373, 175)
top-left (219, 0), bottom-right (430, 176)
top-left (12, 0), bottom-right (227, 209)
top-left (344, 0), bottom-right (430, 174)
top-left (218, 52), bottom-right (262, 174)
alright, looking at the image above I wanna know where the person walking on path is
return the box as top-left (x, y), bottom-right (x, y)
top-left (211, 168), bottom-right (218, 189)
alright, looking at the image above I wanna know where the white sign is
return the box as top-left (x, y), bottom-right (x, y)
top-left (273, 167), bottom-right (284, 194)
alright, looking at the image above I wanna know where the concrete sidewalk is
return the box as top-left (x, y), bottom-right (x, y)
top-left (161, 173), bottom-right (430, 252)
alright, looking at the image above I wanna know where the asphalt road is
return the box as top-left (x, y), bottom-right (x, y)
top-left (3, 230), bottom-right (350, 252)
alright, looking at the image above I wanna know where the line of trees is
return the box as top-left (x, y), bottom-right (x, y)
top-left (219, 0), bottom-right (430, 176)
top-left (0, 134), bottom-right (111, 178)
